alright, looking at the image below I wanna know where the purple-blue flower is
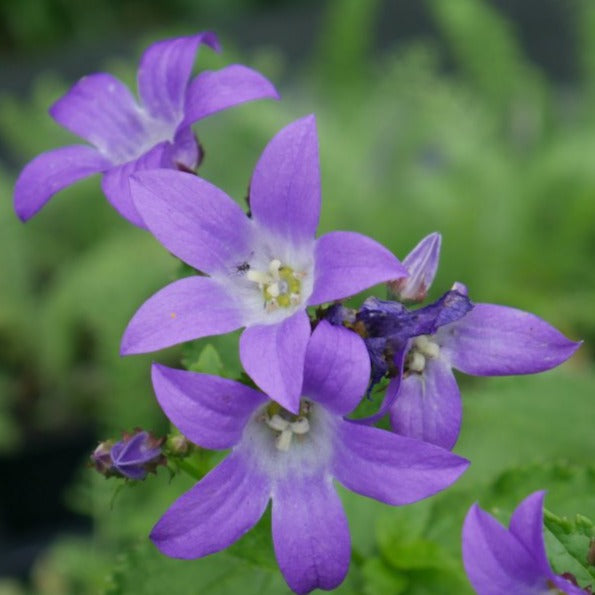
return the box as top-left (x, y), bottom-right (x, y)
top-left (120, 115), bottom-right (408, 413)
top-left (356, 233), bottom-right (580, 449)
top-left (149, 321), bottom-right (469, 594)
top-left (463, 491), bottom-right (589, 594)
top-left (13, 32), bottom-right (279, 227)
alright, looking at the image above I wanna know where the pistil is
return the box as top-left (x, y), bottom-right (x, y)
top-left (246, 258), bottom-right (304, 312)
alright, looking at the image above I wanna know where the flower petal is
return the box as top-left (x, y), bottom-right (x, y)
top-left (101, 141), bottom-right (169, 227)
top-left (439, 303), bottom-right (581, 376)
top-left (151, 363), bottom-right (266, 449)
top-left (249, 115), bottom-right (320, 245)
top-left (389, 232), bottom-right (441, 301)
top-left (462, 503), bottom-right (550, 595)
top-left (309, 231), bottom-right (408, 304)
top-left (508, 491), bottom-right (552, 575)
top-left (332, 422), bottom-right (469, 505)
top-left (138, 32), bottom-right (220, 123)
top-left (165, 125), bottom-right (201, 171)
top-left (302, 321), bottom-right (369, 416)
top-left (239, 311), bottom-right (311, 414)
top-left (50, 73), bottom-right (148, 163)
top-left (13, 145), bottom-right (109, 221)
top-left (121, 276), bottom-right (243, 355)
top-left (182, 64), bottom-right (280, 127)
top-left (272, 473), bottom-right (350, 595)
top-left (130, 169), bottom-right (253, 274)
top-left (389, 357), bottom-right (462, 449)
top-left (151, 452), bottom-right (270, 559)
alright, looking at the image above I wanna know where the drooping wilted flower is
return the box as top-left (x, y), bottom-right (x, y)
top-left (14, 32), bottom-right (279, 226)
top-left (463, 491), bottom-right (589, 594)
top-left (121, 115), bottom-right (408, 413)
top-left (149, 321), bottom-right (469, 594)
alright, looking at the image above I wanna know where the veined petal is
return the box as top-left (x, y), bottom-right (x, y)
top-left (101, 141), bottom-right (169, 227)
top-left (151, 452), bottom-right (270, 559)
top-left (389, 357), bottom-right (462, 450)
top-left (439, 304), bottom-right (581, 376)
top-left (182, 64), bottom-right (280, 127)
top-left (332, 422), bottom-right (468, 505)
top-left (508, 491), bottom-right (552, 575)
top-left (389, 232), bottom-right (441, 301)
top-left (151, 363), bottom-right (266, 450)
top-left (13, 145), bottom-right (109, 221)
top-left (249, 115), bottom-right (320, 246)
top-left (309, 231), bottom-right (408, 304)
top-left (272, 473), bottom-right (350, 595)
top-left (302, 321), bottom-right (369, 416)
top-left (50, 73), bottom-right (148, 163)
top-left (130, 170), bottom-right (253, 274)
top-left (138, 32), bottom-right (220, 123)
top-left (239, 311), bottom-right (311, 414)
top-left (462, 503), bottom-right (551, 595)
top-left (121, 276), bottom-right (243, 355)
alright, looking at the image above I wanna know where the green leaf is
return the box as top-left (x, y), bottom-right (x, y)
top-left (184, 343), bottom-right (225, 376)
top-left (226, 507), bottom-right (277, 570)
top-left (361, 558), bottom-right (409, 595)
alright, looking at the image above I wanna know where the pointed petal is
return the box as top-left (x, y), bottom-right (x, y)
top-left (182, 64), bottom-right (280, 126)
top-left (13, 145), bottom-right (109, 221)
top-left (332, 422), bottom-right (468, 505)
top-left (239, 311), bottom-right (311, 414)
top-left (130, 170), bottom-right (253, 274)
top-left (151, 363), bottom-right (266, 449)
top-left (509, 491), bottom-right (552, 575)
top-left (121, 276), bottom-right (243, 355)
top-left (165, 125), bottom-right (201, 171)
top-left (272, 473), bottom-right (350, 595)
top-left (440, 304), bottom-right (581, 376)
top-left (101, 141), bottom-right (168, 227)
top-left (389, 232), bottom-right (441, 301)
top-left (151, 452), bottom-right (270, 559)
top-left (389, 357), bottom-right (462, 449)
top-left (249, 115), bottom-right (320, 245)
top-left (303, 321), bottom-right (369, 416)
top-left (462, 503), bottom-right (550, 595)
top-left (50, 73), bottom-right (149, 163)
top-left (138, 32), bottom-right (220, 122)
top-left (309, 231), bottom-right (408, 304)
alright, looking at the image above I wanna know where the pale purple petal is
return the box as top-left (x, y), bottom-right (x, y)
top-left (138, 32), bottom-right (220, 123)
top-left (101, 141), bottom-right (168, 227)
top-left (182, 64), bottom-right (280, 126)
top-left (462, 503), bottom-right (551, 595)
top-left (13, 145), bottom-right (109, 221)
top-left (272, 473), bottom-right (350, 595)
top-left (389, 232), bottom-right (441, 301)
top-left (249, 115), bottom-right (320, 245)
top-left (302, 321), bottom-right (370, 416)
top-left (439, 304), bottom-right (581, 376)
top-left (50, 73), bottom-right (147, 162)
top-left (151, 363), bottom-right (266, 449)
top-left (121, 276), bottom-right (243, 355)
top-left (389, 357), bottom-right (462, 449)
top-left (130, 170), bottom-right (253, 274)
top-left (508, 491), bottom-right (552, 575)
top-left (239, 311), bottom-right (311, 414)
top-left (151, 452), bottom-right (270, 559)
top-left (309, 231), bottom-right (408, 304)
top-left (165, 125), bottom-right (201, 171)
top-left (550, 575), bottom-right (588, 595)
top-left (332, 422), bottom-right (469, 505)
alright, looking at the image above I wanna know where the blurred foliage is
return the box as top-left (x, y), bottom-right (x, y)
top-left (0, 0), bottom-right (594, 592)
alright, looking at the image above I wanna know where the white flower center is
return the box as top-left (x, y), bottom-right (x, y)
top-left (406, 335), bottom-right (440, 374)
top-left (263, 401), bottom-right (312, 451)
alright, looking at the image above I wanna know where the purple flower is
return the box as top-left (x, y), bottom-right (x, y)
top-left (13, 32), bottom-right (279, 227)
top-left (463, 491), bottom-right (589, 594)
top-left (149, 321), bottom-right (469, 594)
top-left (121, 115), bottom-right (408, 413)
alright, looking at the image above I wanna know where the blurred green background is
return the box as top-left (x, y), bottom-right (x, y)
top-left (0, 0), bottom-right (594, 593)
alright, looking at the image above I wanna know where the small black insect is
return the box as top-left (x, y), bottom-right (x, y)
top-left (235, 261), bottom-right (250, 273)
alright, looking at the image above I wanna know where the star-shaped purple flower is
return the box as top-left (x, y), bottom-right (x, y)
top-left (149, 321), bottom-right (469, 594)
top-left (463, 491), bottom-right (589, 594)
top-left (13, 32), bottom-right (279, 227)
top-left (356, 233), bottom-right (580, 449)
top-left (121, 115), bottom-right (408, 413)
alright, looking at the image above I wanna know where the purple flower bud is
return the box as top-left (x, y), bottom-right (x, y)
top-left (111, 430), bottom-right (165, 480)
top-left (90, 440), bottom-right (114, 475)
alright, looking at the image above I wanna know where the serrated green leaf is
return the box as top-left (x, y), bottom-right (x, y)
top-left (184, 343), bottom-right (225, 376)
